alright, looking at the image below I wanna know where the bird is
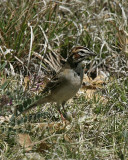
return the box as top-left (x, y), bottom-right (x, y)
top-left (19, 46), bottom-right (96, 119)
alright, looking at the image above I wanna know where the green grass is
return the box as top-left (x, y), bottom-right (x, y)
top-left (0, 0), bottom-right (128, 159)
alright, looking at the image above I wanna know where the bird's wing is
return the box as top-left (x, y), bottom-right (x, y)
top-left (42, 76), bottom-right (62, 94)
top-left (42, 61), bottom-right (72, 94)
top-left (41, 63), bottom-right (69, 94)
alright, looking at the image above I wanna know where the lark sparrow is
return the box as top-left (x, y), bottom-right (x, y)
top-left (19, 46), bottom-right (96, 119)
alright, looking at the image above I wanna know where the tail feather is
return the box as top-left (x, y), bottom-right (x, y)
top-left (20, 96), bottom-right (52, 115)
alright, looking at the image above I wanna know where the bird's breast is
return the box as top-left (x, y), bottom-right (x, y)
top-left (51, 68), bottom-right (84, 103)
top-left (62, 69), bottom-right (82, 86)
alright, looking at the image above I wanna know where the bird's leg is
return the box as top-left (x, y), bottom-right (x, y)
top-left (62, 102), bottom-right (66, 112)
top-left (62, 102), bottom-right (67, 119)
top-left (57, 104), bottom-right (66, 121)
top-left (58, 109), bottom-right (66, 121)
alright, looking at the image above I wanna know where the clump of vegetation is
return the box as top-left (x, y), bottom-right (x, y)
top-left (0, 0), bottom-right (128, 159)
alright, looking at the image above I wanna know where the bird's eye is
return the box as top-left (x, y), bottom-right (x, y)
top-left (79, 51), bottom-right (86, 54)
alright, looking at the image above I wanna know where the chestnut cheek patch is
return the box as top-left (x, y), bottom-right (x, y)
top-left (73, 53), bottom-right (81, 60)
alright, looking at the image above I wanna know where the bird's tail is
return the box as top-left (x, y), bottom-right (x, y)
top-left (10, 95), bottom-right (53, 122)
top-left (20, 95), bottom-right (52, 115)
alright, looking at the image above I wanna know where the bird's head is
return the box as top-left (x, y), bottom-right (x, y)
top-left (67, 46), bottom-right (96, 66)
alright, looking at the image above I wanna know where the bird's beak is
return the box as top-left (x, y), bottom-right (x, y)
top-left (81, 51), bottom-right (96, 60)
top-left (88, 51), bottom-right (96, 56)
